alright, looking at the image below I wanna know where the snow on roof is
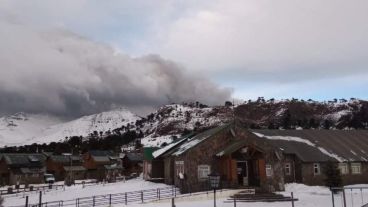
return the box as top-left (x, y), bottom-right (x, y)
top-left (172, 124), bottom-right (229, 156)
top-left (152, 136), bottom-right (190, 158)
top-left (253, 132), bottom-right (346, 162)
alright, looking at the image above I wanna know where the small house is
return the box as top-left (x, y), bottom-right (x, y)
top-left (0, 153), bottom-right (47, 185)
top-left (121, 152), bottom-right (143, 176)
top-left (46, 154), bottom-right (86, 181)
top-left (82, 150), bottom-right (123, 181)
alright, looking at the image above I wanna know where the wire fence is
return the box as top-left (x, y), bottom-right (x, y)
top-left (331, 186), bottom-right (368, 207)
top-left (8, 186), bottom-right (180, 207)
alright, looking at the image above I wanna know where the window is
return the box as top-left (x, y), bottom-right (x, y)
top-left (198, 165), bottom-right (211, 180)
top-left (313, 163), bottom-right (320, 175)
top-left (285, 163), bottom-right (291, 175)
top-left (266, 164), bottom-right (273, 177)
top-left (338, 163), bottom-right (349, 175)
top-left (175, 161), bottom-right (185, 178)
top-left (351, 163), bottom-right (361, 174)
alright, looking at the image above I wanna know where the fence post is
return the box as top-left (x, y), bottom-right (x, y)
top-left (141, 191), bottom-right (144, 203)
top-left (171, 198), bottom-right (176, 207)
top-left (125, 192), bottom-right (127, 205)
top-left (25, 195), bottom-right (29, 207)
top-left (109, 194), bottom-right (112, 206)
top-left (39, 191), bottom-right (42, 207)
top-left (291, 192), bottom-right (295, 207)
top-left (158, 188), bottom-right (160, 200)
top-left (174, 187), bottom-right (176, 197)
top-left (233, 196), bottom-right (236, 207)
top-left (342, 189), bottom-right (347, 207)
top-left (331, 188), bottom-right (335, 207)
top-left (93, 196), bottom-right (95, 207)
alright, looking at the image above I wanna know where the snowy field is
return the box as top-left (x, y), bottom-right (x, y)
top-left (3, 179), bottom-right (368, 207)
top-left (3, 178), bottom-right (168, 206)
top-left (118, 183), bottom-right (368, 207)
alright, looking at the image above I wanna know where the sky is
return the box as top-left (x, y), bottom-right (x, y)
top-left (0, 0), bottom-right (367, 117)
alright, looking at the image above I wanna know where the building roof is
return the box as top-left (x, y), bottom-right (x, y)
top-left (152, 133), bottom-right (195, 159)
top-left (143, 147), bottom-right (160, 161)
top-left (88, 150), bottom-right (119, 163)
top-left (216, 139), bottom-right (248, 157)
top-left (126, 153), bottom-right (143, 162)
top-left (171, 124), bottom-right (231, 156)
top-left (63, 166), bottom-right (86, 172)
top-left (252, 130), bottom-right (368, 162)
top-left (1, 153), bottom-right (46, 168)
top-left (49, 155), bottom-right (82, 163)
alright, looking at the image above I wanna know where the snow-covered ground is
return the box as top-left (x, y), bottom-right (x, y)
top-left (3, 178), bottom-right (168, 206)
top-left (3, 179), bottom-right (368, 207)
top-left (120, 183), bottom-right (368, 207)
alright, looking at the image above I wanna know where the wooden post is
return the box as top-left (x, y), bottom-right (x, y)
top-left (342, 189), bottom-right (347, 207)
top-left (331, 189), bottom-right (335, 207)
top-left (233, 196), bottom-right (236, 207)
top-left (141, 191), bottom-right (144, 203)
top-left (93, 196), bottom-right (95, 207)
top-left (39, 191), bottom-right (42, 207)
top-left (158, 188), bottom-right (160, 200)
top-left (25, 196), bottom-right (29, 207)
top-left (291, 192), bottom-right (295, 207)
top-left (109, 194), bottom-right (112, 206)
top-left (125, 192), bottom-right (127, 205)
top-left (171, 198), bottom-right (176, 207)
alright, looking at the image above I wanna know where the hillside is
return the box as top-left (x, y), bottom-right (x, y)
top-left (0, 108), bottom-right (140, 147)
top-left (1, 99), bottom-right (368, 149)
top-left (131, 99), bottom-right (368, 147)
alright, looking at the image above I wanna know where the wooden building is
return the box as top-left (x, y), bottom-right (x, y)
top-left (143, 147), bottom-right (162, 181)
top-left (46, 155), bottom-right (86, 181)
top-left (151, 124), bottom-right (285, 193)
top-left (82, 150), bottom-right (123, 181)
top-left (149, 124), bottom-right (368, 193)
top-left (121, 152), bottom-right (143, 176)
top-left (251, 130), bottom-right (368, 186)
top-left (0, 153), bottom-right (47, 185)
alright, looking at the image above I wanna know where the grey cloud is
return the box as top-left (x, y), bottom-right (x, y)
top-left (0, 18), bottom-right (232, 118)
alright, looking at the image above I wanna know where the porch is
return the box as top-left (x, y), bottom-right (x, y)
top-left (216, 140), bottom-right (269, 192)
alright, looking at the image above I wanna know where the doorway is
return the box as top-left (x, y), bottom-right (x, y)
top-left (236, 161), bottom-right (248, 186)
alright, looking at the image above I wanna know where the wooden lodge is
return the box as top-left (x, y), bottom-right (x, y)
top-left (146, 123), bottom-right (368, 193)
top-left (0, 153), bottom-right (47, 185)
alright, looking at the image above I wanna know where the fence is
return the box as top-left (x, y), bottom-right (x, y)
top-left (331, 186), bottom-right (368, 207)
top-left (8, 186), bottom-right (180, 207)
top-left (0, 184), bottom-right (65, 196)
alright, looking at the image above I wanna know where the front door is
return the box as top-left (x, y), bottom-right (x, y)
top-left (236, 161), bottom-right (248, 186)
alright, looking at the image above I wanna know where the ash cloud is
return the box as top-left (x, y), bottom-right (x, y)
top-left (0, 18), bottom-right (232, 118)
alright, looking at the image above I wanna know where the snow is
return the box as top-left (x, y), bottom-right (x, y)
top-left (0, 113), bottom-right (62, 146)
top-left (152, 137), bottom-right (188, 158)
top-left (172, 135), bottom-right (210, 156)
top-left (4, 179), bottom-right (368, 207)
top-left (253, 132), bottom-right (316, 147)
top-left (141, 134), bottom-right (179, 147)
top-left (116, 183), bottom-right (368, 207)
top-left (0, 108), bottom-right (140, 147)
top-left (3, 178), bottom-right (168, 206)
top-left (253, 132), bottom-right (346, 162)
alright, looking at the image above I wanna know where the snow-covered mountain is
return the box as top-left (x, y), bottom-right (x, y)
top-left (0, 108), bottom-right (140, 146)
